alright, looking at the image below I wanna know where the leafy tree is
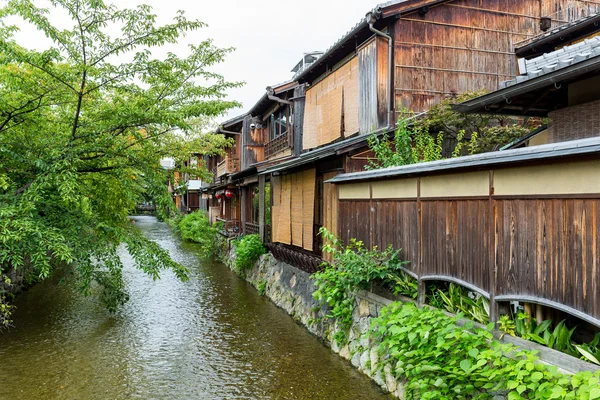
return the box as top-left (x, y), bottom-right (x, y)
top-left (0, 0), bottom-right (242, 327)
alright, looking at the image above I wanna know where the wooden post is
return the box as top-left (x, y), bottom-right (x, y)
top-left (488, 170), bottom-right (499, 326)
top-left (416, 177), bottom-right (425, 307)
top-left (259, 175), bottom-right (266, 242)
top-left (240, 187), bottom-right (246, 234)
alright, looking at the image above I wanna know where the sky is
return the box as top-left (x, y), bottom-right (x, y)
top-left (5, 0), bottom-right (377, 124)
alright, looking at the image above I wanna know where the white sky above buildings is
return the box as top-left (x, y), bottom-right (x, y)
top-left (5, 0), bottom-right (374, 125)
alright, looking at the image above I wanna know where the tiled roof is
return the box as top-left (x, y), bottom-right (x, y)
top-left (500, 35), bottom-right (600, 89)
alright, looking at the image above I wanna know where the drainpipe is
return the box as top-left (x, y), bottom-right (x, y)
top-left (215, 126), bottom-right (241, 135)
top-left (366, 9), bottom-right (394, 131)
top-left (266, 87), bottom-right (293, 106)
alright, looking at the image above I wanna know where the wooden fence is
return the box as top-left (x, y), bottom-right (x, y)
top-left (336, 159), bottom-right (600, 327)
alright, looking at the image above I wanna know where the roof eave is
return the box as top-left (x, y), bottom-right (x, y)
top-left (326, 137), bottom-right (600, 184)
top-left (454, 55), bottom-right (600, 115)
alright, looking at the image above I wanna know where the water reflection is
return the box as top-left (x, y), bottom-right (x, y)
top-left (0, 216), bottom-right (390, 399)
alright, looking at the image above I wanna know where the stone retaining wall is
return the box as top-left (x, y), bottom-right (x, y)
top-left (223, 246), bottom-right (408, 398)
top-left (221, 242), bottom-right (598, 399)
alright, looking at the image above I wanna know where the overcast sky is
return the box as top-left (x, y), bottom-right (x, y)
top-left (7, 0), bottom-right (376, 124)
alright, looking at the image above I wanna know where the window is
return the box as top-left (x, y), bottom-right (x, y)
top-left (269, 105), bottom-right (292, 140)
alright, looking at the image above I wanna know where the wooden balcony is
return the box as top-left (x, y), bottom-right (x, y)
top-left (216, 218), bottom-right (241, 237)
top-left (244, 222), bottom-right (259, 235)
top-left (216, 156), bottom-right (239, 178)
top-left (265, 132), bottom-right (290, 159)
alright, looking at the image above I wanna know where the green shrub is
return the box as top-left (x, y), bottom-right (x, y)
top-left (428, 282), bottom-right (490, 324)
top-left (233, 234), bottom-right (266, 274)
top-left (177, 211), bottom-right (218, 259)
top-left (167, 214), bottom-right (184, 233)
top-left (370, 302), bottom-right (600, 400)
top-left (312, 228), bottom-right (415, 344)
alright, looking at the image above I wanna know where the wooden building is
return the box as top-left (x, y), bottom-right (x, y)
top-left (257, 0), bottom-right (600, 271)
top-left (327, 16), bottom-right (600, 326)
top-left (196, 0), bottom-right (600, 267)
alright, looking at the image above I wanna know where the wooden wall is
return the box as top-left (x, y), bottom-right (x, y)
top-left (336, 158), bottom-right (600, 326)
top-left (392, 0), bottom-right (600, 114)
top-left (242, 117), bottom-right (265, 170)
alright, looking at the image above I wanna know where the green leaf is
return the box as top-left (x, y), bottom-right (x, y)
top-left (530, 372), bottom-right (544, 382)
top-left (468, 348), bottom-right (479, 358)
top-left (460, 359), bottom-right (472, 373)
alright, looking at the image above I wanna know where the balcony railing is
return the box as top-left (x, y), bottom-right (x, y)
top-left (244, 222), bottom-right (259, 235)
top-left (216, 218), bottom-right (241, 236)
top-left (216, 156), bottom-right (239, 178)
top-left (265, 132), bottom-right (290, 158)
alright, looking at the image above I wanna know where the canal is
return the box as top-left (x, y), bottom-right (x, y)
top-left (0, 216), bottom-right (391, 399)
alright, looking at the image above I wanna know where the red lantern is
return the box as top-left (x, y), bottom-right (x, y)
top-left (215, 193), bottom-right (222, 200)
top-left (225, 189), bottom-right (234, 199)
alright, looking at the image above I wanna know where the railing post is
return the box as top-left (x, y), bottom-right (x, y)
top-left (259, 175), bottom-right (266, 242)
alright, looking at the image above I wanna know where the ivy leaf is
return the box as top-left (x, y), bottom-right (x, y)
top-left (460, 359), bottom-right (472, 373)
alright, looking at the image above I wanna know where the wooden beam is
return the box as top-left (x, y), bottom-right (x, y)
top-left (259, 175), bottom-right (266, 242)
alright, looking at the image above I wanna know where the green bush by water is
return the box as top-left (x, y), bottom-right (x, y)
top-left (176, 211), bottom-right (218, 259)
top-left (370, 302), bottom-right (600, 400)
top-left (233, 234), bottom-right (266, 274)
top-left (312, 228), bottom-right (416, 345)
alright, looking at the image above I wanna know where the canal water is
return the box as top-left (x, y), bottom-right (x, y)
top-left (0, 216), bottom-right (390, 400)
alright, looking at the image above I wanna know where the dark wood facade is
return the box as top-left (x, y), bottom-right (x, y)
top-left (337, 158), bottom-right (600, 327)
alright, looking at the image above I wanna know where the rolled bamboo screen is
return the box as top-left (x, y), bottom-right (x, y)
top-left (277, 174), bottom-right (292, 245)
top-left (271, 169), bottom-right (316, 251)
top-left (303, 57), bottom-right (359, 150)
top-left (302, 169), bottom-right (316, 251)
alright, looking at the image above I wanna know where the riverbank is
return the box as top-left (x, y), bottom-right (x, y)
top-left (220, 237), bottom-right (600, 399)
top-left (220, 238), bottom-right (410, 398)
top-left (0, 217), bottom-right (392, 400)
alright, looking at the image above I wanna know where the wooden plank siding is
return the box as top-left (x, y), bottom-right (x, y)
top-left (335, 159), bottom-right (600, 325)
top-left (372, 200), bottom-right (420, 275)
top-left (392, 0), bottom-right (600, 114)
top-left (242, 116), bottom-right (265, 170)
top-left (358, 39), bottom-right (379, 134)
top-left (495, 198), bottom-right (600, 320)
top-left (421, 199), bottom-right (491, 293)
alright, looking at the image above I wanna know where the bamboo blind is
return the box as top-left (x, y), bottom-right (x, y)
top-left (291, 173), bottom-right (304, 247)
top-left (343, 58), bottom-right (360, 136)
top-left (303, 57), bottom-right (359, 150)
top-left (302, 169), bottom-right (316, 251)
top-left (277, 175), bottom-right (292, 245)
top-left (271, 169), bottom-right (316, 251)
top-left (322, 171), bottom-right (338, 261)
top-left (271, 175), bottom-right (281, 244)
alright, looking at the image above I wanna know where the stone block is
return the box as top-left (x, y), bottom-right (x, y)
top-left (358, 299), bottom-right (370, 317)
top-left (351, 351), bottom-right (361, 368)
top-left (358, 317), bottom-right (370, 334)
top-left (369, 303), bottom-right (378, 317)
top-left (370, 347), bottom-right (379, 374)
top-left (373, 368), bottom-right (386, 390)
top-left (384, 364), bottom-right (397, 393)
top-left (339, 345), bottom-right (350, 360)
top-left (360, 350), bottom-right (370, 374)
